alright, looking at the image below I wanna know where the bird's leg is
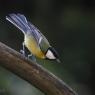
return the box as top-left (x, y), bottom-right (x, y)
top-left (28, 54), bottom-right (37, 63)
top-left (20, 42), bottom-right (26, 56)
top-left (20, 42), bottom-right (37, 62)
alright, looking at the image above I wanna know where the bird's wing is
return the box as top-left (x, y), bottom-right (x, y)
top-left (28, 22), bottom-right (50, 53)
top-left (6, 13), bottom-right (43, 44)
top-left (6, 13), bottom-right (50, 53)
top-left (28, 22), bottom-right (42, 44)
top-left (28, 22), bottom-right (50, 45)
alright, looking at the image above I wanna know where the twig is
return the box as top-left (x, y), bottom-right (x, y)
top-left (0, 42), bottom-right (78, 95)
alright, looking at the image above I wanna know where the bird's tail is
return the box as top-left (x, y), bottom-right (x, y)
top-left (6, 13), bottom-right (30, 34)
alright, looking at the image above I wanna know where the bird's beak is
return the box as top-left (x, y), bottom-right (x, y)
top-left (56, 59), bottom-right (61, 63)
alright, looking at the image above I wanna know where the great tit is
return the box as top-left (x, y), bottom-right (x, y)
top-left (6, 13), bottom-right (60, 63)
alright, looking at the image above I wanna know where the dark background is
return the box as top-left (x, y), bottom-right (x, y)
top-left (0, 0), bottom-right (95, 95)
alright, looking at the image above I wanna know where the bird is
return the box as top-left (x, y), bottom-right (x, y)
top-left (6, 13), bottom-right (60, 63)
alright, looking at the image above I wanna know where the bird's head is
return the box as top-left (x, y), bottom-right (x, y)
top-left (45, 47), bottom-right (60, 63)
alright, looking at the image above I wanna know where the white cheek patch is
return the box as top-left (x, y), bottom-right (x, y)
top-left (46, 50), bottom-right (56, 59)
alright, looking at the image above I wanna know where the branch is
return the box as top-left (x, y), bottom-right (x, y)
top-left (0, 42), bottom-right (77, 95)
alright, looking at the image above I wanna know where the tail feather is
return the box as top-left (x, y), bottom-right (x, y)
top-left (6, 13), bottom-right (30, 34)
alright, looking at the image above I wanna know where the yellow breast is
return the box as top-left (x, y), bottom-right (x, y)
top-left (24, 35), bottom-right (45, 59)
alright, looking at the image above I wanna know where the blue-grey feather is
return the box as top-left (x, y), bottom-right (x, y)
top-left (28, 22), bottom-right (42, 43)
top-left (6, 14), bottom-right (28, 34)
top-left (6, 14), bottom-right (50, 52)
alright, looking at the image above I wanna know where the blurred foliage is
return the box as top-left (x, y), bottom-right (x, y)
top-left (0, 0), bottom-right (95, 95)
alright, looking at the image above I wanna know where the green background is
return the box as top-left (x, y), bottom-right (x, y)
top-left (0, 0), bottom-right (94, 95)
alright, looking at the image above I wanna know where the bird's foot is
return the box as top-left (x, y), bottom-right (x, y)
top-left (28, 54), bottom-right (37, 63)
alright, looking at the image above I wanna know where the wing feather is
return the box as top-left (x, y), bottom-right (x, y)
top-left (6, 13), bottom-right (50, 53)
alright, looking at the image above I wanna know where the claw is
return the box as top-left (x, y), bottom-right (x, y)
top-left (20, 50), bottom-right (25, 55)
top-left (28, 54), bottom-right (37, 63)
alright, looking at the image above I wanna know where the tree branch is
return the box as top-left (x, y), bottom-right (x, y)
top-left (0, 42), bottom-right (77, 95)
